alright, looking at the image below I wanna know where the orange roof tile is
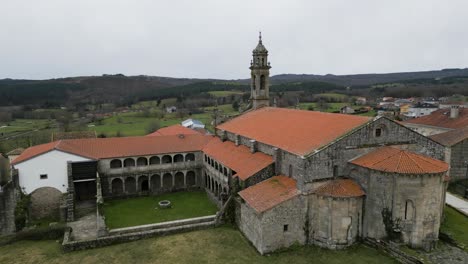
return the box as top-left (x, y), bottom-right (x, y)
top-left (350, 146), bottom-right (448, 174)
top-left (217, 107), bottom-right (370, 156)
top-left (147, 124), bottom-right (200, 136)
top-left (430, 126), bottom-right (468, 146)
top-left (314, 179), bottom-right (365, 198)
top-left (203, 137), bottom-right (273, 180)
top-left (238, 176), bottom-right (299, 213)
top-left (403, 108), bottom-right (468, 129)
top-left (12, 134), bottom-right (212, 165)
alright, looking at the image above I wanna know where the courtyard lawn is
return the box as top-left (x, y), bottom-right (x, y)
top-left (441, 206), bottom-right (468, 249)
top-left (103, 191), bottom-right (218, 229)
top-left (0, 226), bottom-right (397, 264)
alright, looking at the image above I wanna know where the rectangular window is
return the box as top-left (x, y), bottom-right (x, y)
top-left (283, 224), bottom-right (288, 232)
top-left (40, 174), bottom-right (48, 180)
top-left (375, 128), bottom-right (382, 137)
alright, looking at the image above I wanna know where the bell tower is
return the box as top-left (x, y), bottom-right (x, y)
top-left (250, 32), bottom-right (271, 109)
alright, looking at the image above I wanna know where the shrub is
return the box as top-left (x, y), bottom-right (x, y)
top-left (14, 192), bottom-right (30, 231)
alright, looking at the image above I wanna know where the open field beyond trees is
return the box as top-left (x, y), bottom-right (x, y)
top-left (0, 226), bottom-right (398, 264)
top-left (103, 191), bottom-right (218, 229)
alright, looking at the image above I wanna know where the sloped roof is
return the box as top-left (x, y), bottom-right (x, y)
top-left (350, 146), bottom-right (449, 174)
top-left (147, 125), bottom-right (200, 136)
top-left (12, 134), bottom-right (212, 165)
top-left (403, 108), bottom-right (468, 129)
top-left (314, 179), bottom-right (365, 198)
top-left (217, 107), bottom-right (370, 156)
top-left (430, 126), bottom-right (468, 146)
top-left (238, 176), bottom-right (299, 213)
top-left (203, 137), bottom-right (273, 180)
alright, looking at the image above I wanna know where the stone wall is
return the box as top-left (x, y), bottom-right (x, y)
top-left (0, 180), bottom-right (17, 235)
top-left (302, 118), bottom-right (445, 191)
top-left (308, 195), bottom-right (363, 249)
top-left (349, 166), bottom-right (446, 250)
top-left (30, 186), bottom-right (64, 220)
top-left (237, 195), bottom-right (306, 255)
top-left (449, 139), bottom-right (468, 181)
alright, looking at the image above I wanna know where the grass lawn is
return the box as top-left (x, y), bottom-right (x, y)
top-left (0, 119), bottom-right (53, 137)
top-left (103, 191), bottom-right (218, 229)
top-left (0, 226), bottom-right (397, 264)
top-left (441, 206), bottom-right (468, 249)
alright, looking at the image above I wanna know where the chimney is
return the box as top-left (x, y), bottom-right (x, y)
top-left (249, 140), bottom-right (257, 153)
top-left (235, 134), bottom-right (241, 146)
top-left (220, 130), bottom-right (227, 142)
top-left (450, 105), bottom-right (460, 119)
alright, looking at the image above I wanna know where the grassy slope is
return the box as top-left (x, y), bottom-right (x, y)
top-left (441, 206), bottom-right (468, 248)
top-left (103, 191), bottom-right (218, 229)
top-left (208, 90), bottom-right (244, 97)
top-left (0, 226), bottom-right (397, 264)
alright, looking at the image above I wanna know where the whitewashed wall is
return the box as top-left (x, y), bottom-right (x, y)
top-left (14, 150), bottom-right (91, 194)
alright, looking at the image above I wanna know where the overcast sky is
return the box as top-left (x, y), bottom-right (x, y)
top-left (1, 0), bottom-right (467, 80)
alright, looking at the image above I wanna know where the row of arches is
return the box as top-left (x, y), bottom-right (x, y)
top-left (110, 171), bottom-right (197, 195)
top-left (204, 172), bottom-right (228, 201)
top-left (204, 155), bottom-right (230, 177)
top-left (110, 153), bottom-right (196, 169)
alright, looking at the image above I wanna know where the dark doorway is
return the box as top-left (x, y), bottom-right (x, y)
top-left (74, 180), bottom-right (97, 201)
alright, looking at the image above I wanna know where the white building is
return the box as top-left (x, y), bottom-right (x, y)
top-left (181, 119), bottom-right (205, 129)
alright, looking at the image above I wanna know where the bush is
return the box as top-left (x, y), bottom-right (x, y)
top-left (14, 192), bottom-right (30, 231)
top-left (0, 224), bottom-right (68, 246)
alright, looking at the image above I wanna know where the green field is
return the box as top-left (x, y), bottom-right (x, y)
top-left (298, 102), bottom-right (348, 112)
top-left (103, 191), bottom-right (218, 229)
top-left (208, 90), bottom-right (244, 97)
top-left (204, 104), bottom-right (239, 115)
top-left (0, 119), bottom-right (53, 137)
top-left (0, 226), bottom-right (397, 264)
top-left (316, 93), bottom-right (349, 100)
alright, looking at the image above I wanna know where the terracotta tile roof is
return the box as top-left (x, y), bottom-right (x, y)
top-left (12, 134), bottom-right (212, 165)
top-left (203, 137), bottom-right (273, 180)
top-left (51, 131), bottom-right (97, 141)
top-left (430, 126), bottom-right (468, 146)
top-left (217, 107), bottom-right (370, 156)
top-left (314, 179), bottom-right (365, 198)
top-left (147, 124), bottom-right (201, 136)
top-left (238, 176), bottom-right (299, 213)
top-left (350, 146), bottom-right (449, 174)
top-left (403, 108), bottom-right (468, 129)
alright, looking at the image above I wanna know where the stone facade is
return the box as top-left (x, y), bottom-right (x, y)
top-left (0, 173), bottom-right (18, 235)
top-left (237, 195), bottom-right (306, 254)
top-left (30, 186), bottom-right (64, 220)
top-left (308, 195), bottom-right (363, 249)
top-left (447, 139), bottom-right (468, 181)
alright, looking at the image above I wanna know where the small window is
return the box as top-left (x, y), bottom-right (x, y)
top-left (289, 165), bottom-right (293, 177)
top-left (283, 224), bottom-right (289, 232)
top-left (333, 165), bottom-right (338, 177)
top-left (40, 174), bottom-right (48, 180)
top-left (375, 128), bottom-right (382, 137)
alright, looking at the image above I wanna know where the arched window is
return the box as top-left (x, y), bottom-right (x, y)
top-left (124, 158), bottom-right (135, 167)
top-left (162, 155), bottom-right (172, 164)
top-left (137, 157), bottom-right (148, 166)
top-left (185, 153), bottom-right (195, 162)
top-left (405, 200), bottom-right (415, 220)
top-left (289, 164), bottom-right (293, 177)
top-left (174, 154), bottom-right (184, 163)
top-left (215, 162), bottom-right (219, 171)
top-left (374, 125), bottom-right (386, 138)
top-left (223, 167), bottom-right (228, 176)
top-left (333, 165), bottom-right (338, 177)
top-left (260, 75), bottom-right (266, 90)
top-left (149, 156), bottom-right (160, 165)
top-left (110, 159), bottom-right (122, 169)
top-left (187, 171), bottom-right (196, 186)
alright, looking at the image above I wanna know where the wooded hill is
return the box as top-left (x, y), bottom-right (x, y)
top-left (1, 68), bottom-right (467, 107)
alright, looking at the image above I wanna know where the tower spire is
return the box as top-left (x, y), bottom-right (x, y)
top-left (259, 31), bottom-right (262, 43)
top-left (249, 33), bottom-right (271, 110)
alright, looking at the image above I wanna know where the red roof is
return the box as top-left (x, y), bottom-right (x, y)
top-left (350, 146), bottom-right (449, 174)
top-left (203, 137), bottom-right (273, 180)
top-left (238, 176), bottom-right (299, 213)
top-left (430, 126), bottom-right (468, 146)
top-left (217, 107), bottom-right (370, 156)
top-left (12, 134), bottom-right (212, 165)
top-left (403, 108), bottom-right (468, 129)
top-left (147, 125), bottom-right (200, 136)
top-left (314, 179), bottom-right (365, 198)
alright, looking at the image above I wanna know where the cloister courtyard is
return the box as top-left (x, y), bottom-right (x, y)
top-left (102, 191), bottom-right (218, 229)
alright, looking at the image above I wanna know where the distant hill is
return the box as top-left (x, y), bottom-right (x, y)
top-left (1, 68), bottom-right (467, 107)
top-left (267, 68), bottom-right (468, 86)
